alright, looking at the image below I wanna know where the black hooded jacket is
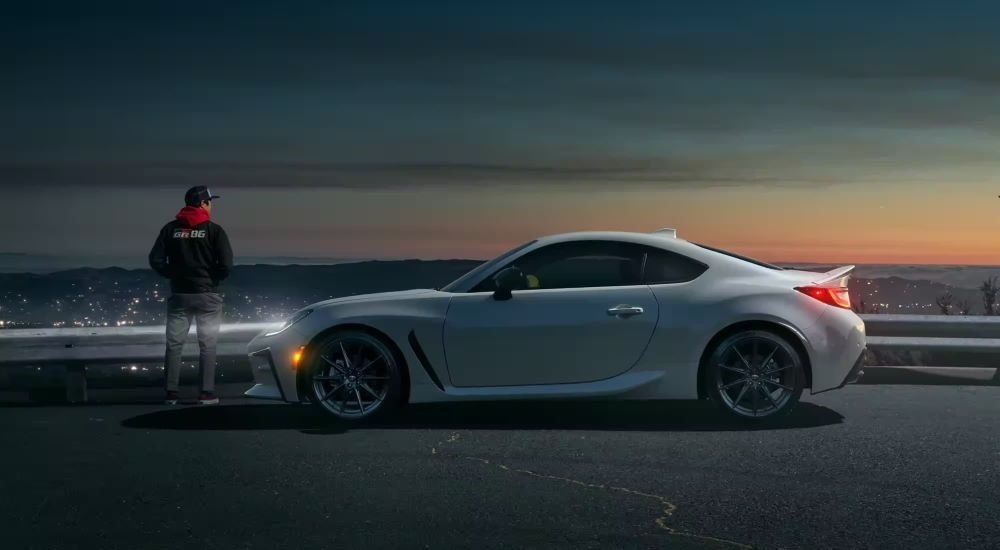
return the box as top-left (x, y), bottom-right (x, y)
top-left (148, 206), bottom-right (234, 294)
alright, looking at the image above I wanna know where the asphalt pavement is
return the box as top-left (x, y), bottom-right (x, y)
top-left (1, 384), bottom-right (998, 550)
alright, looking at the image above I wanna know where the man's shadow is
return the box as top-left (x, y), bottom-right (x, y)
top-left (120, 399), bottom-right (844, 434)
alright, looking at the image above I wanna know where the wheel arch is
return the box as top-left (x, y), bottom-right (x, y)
top-left (696, 320), bottom-right (813, 399)
top-left (295, 322), bottom-right (411, 406)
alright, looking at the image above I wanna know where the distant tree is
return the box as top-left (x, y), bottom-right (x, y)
top-left (980, 276), bottom-right (999, 316)
top-left (957, 299), bottom-right (972, 315)
top-left (935, 291), bottom-right (954, 315)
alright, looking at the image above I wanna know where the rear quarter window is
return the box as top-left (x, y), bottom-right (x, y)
top-left (691, 243), bottom-right (784, 270)
top-left (642, 249), bottom-right (708, 284)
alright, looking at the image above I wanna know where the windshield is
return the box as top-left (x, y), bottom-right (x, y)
top-left (692, 243), bottom-right (785, 270)
top-left (440, 240), bottom-right (537, 292)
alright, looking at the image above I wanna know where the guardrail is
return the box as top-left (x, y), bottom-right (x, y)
top-left (0, 314), bottom-right (997, 402)
top-left (0, 323), bottom-right (281, 366)
top-left (862, 314), bottom-right (1000, 353)
top-left (0, 322), bottom-right (281, 402)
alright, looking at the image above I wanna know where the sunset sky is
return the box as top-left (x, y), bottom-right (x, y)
top-left (5, 1), bottom-right (1000, 266)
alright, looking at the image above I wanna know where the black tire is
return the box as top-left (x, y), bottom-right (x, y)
top-left (704, 329), bottom-right (805, 422)
top-left (301, 329), bottom-right (404, 422)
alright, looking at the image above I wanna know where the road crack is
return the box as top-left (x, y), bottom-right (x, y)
top-left (432, 432), bottom-right (753, 549)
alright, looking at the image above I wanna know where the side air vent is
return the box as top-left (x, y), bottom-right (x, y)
top-left (408, 331), bottom-right (445, 391)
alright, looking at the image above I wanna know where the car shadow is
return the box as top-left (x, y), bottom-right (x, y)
top-left (858, 367), bottom-right (999, 386)
top-left (120, 400), bottom-right (844, 433)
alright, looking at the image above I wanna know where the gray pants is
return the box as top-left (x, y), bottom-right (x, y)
top-left (164, 292), bottom-right (224, 393)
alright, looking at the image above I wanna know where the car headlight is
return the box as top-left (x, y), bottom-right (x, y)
top-left (264, 308), bottom-right (313, 336)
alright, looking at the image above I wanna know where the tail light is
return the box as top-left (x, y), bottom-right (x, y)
top-left (795, 285), bottom-right (851, 309)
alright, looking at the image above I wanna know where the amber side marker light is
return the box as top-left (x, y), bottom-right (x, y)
top-left (292, 346), bottom-right (305, 369)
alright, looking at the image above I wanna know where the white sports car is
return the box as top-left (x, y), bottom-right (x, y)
top-left (245, 229), bottom-right (866, 422)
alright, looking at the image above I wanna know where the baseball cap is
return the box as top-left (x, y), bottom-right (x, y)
top-left (184, 186), bottom-right (221, 206)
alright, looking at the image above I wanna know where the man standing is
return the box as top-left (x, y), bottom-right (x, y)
top-left (149, 186), bottom-right (233, 405)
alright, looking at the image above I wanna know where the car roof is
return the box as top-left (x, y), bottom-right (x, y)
top-left (534, 230), bottom-right (695, 252)
top-left (530, 230), bottom-right (780, 272)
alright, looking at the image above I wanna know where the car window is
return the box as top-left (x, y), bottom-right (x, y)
top-left (691, 242), bottom-right (784, 270)
top-left (440, 240), bottom-right (537, 292)
top-left (642, 248), bottom-right (708, 284)
top-left (533, 255), bottom-right (641, 289)
top-left (471, 241), bottom-right (645, 292)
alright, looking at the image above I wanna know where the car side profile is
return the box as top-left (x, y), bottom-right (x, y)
top-left (245, 229), bottom-right (867, 422)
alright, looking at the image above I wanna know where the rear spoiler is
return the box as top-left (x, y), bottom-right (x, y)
top-left (813, 265), bottom-right (855, 286)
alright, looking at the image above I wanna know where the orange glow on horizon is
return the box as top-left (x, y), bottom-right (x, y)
top-left (217, 183), bottom-right (1000, 267)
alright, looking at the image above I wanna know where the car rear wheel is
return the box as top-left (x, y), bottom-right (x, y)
top-left (705, 329), bottom-right (805, 421)
top-left (305, 330), bottom-right (403, 421)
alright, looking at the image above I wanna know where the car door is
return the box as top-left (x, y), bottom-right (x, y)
top-left (443, 241), bottom-right (660, 387)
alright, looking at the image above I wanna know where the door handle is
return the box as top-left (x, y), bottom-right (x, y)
top-left (607, 305), bottom-right (644, 317)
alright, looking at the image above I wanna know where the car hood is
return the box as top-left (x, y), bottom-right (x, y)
top-left (312, 288), bottom-right (441, 309)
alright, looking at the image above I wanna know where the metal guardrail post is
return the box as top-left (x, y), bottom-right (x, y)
top-left (65, 362), bottom-right (87, 403)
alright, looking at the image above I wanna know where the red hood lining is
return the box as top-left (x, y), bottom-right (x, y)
top-left (175, 206), bottom-right (211, 228)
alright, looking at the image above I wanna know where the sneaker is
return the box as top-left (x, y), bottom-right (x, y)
top-left (198, 392), bottom-right (219, 405)
top-left (164, 391), bottom-right (180, 405)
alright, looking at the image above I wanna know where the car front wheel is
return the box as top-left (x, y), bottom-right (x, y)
top-left (705, 329), bottom-right (806, 421)
top-left (303, 330), bottom-right (403, 422)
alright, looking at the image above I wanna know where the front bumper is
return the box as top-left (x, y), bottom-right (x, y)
top-left (245, 325), bottom-right (309, 402)
top-left (246, 348), bottom-right (287, 401)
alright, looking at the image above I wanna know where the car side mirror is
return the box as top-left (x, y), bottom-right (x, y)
top-left (492, 266), bottom-right (526, 301)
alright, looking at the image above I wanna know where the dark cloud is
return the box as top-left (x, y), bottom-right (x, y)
top-left (9, 6), bottom-right (1000, 92)
top-left (0, 157), bottom-right (941, 191)
top-left (6, 1), bottom-right (1000, 191)
top-left (8, 2), bottom-right (1000, 94)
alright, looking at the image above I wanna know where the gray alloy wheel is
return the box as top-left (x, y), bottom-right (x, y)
top-left (706, 330), bottom-right (805, 421)
top-left (307, 330), bottom-right (402, 421)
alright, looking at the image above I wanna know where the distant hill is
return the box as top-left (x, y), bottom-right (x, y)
top-left (0, 259), bottom-right (483, 294)
top-left (0, 253), bottom-right (375, 273)
top-left (0, 260), bottom-right (485, 327)
top-left (223, 259), bottom-right (483, 299)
